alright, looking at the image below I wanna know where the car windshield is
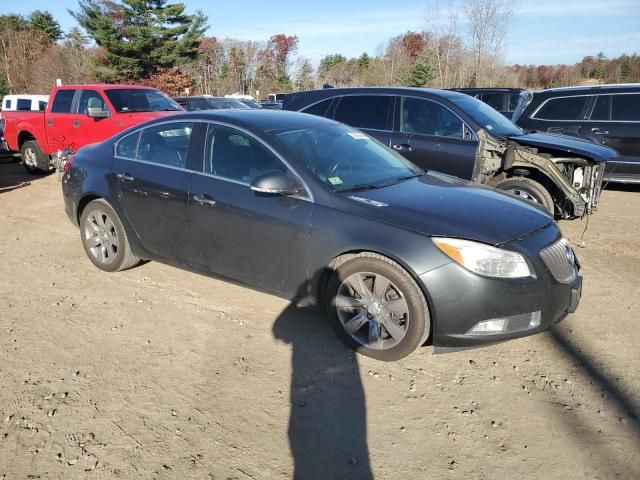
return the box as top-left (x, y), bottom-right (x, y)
top-left (451, 95), bottom-right (524, 137)
top-left (241, 99), bottom-right (262, 108)
top-left (105, 89), bottom-right (182, 113)
top-left (274, 123), bottom-right (422, 192)
top-left (210, 98), bottom-right (251, 110)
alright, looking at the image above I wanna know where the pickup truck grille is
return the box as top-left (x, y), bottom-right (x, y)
top-left (540, 239), bottom-right (577, 284)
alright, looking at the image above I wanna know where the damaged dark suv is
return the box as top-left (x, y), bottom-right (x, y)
top-left (283, 87), bottom-right (618, 218)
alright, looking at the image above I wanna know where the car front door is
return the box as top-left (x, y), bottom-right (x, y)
top-left (390, 96), bottom-right (478, 179)
top-left (71, 89), bottom-right (114, 148)
top-left (187, 123), bottom-right (314, 297)
top-left (112, 121), bottom-right (195, 261)
top-left (331, 95), bottom-right (394, 146)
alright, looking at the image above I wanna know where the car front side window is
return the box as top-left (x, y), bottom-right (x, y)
top-left (77, 90), bottom-right (107, 115)
top-left (205, 125), bottom-right (288, 184)
top-left (400, 97), bottom-right (464, 139)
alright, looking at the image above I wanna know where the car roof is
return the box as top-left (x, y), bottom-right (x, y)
top-left (159, 109), bottom-right (336, 132)
top-left (55, 84), bottom-right (158, 90)
top-left (530, 83), bottom-right (640, 94)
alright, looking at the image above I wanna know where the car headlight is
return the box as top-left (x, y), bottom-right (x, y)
top-left (433, 237), bottom-right (531, 279)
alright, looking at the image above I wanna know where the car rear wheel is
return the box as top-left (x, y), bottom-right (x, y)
top-left (495, 177), bottom-right (554, 214)
top-left (79, 199), bottom-right (141, 272)
top-left (20, 140), bottom-right (51, 175)
top-left (327, 253), bottom-right (430, 361)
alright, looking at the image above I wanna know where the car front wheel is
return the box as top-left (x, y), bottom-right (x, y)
top-left (494, 177), bottom-right (555, 214)
top-left (327, 253), bottom-right (431, 361)
top-left (79, 199), bottom-right (141, 272)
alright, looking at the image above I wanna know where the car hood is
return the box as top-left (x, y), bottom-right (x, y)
top-left (510, 132), bottom-right (617, 162)
top-left (340, 173), bottom-right (553, 246)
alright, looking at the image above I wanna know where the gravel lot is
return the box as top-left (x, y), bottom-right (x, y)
top-left (1, 157), bottom-right (639, 479)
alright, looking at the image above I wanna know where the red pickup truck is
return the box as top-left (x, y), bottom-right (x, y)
top-left (2, 84), bottom-right (183, 173)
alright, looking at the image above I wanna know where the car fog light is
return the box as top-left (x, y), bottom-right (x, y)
top-left (467, 311), bottom-right (541, 335)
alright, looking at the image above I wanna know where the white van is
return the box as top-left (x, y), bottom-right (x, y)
top-left (1, 94), bottom-right (49, 112)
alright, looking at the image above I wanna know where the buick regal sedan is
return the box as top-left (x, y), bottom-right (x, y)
top-left (61, 110), bottom-right (582, 361)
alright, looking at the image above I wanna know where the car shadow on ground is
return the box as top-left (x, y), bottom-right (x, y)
top-left (272, 301), bottom-right (374, 480)
top-left (0, 154), bottom-right (42, 194)
top-left (549, 327), bottom-right (640, 435)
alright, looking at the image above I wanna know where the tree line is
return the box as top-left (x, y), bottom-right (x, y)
top-left (1, 0), bottom-right (638, 99)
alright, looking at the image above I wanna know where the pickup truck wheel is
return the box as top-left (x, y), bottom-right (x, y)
top-left (495, 177), bottom-right (555, 214)
top-left (80, 199), bottom-right (141, 272)
top-left (20, 140), bottom-right (50, 175)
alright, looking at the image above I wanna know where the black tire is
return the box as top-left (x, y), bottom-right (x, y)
top-left (326, 253), bottom-right (430, 361)
top-left (494, 177), bottom-right (554, 214)
top-left (79, 199), bottom-right (141, 272)
top-left (20, 140), bottom-right (51, 175)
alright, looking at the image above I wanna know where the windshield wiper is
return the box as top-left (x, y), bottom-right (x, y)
top-left (123, 109), bottom-right (153, 113)
top-left (394, 172), bottom-right (425, 182)
top-left (336, 183), bottom-right (385, 193)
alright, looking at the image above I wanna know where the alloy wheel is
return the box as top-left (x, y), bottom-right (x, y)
top-left (335, 272), bottom-right (409, 350)
top-left (23, 147), bottom-right (37, 167)
top-left (508, 188), bottom-right (537, 203)
top-left (83, 210), bottom-right (120, 265)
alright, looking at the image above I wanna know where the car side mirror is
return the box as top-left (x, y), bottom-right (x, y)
top-left (87, 107), bottom-right (110, 119)
top-left (250, 170), bottom-right (302, 196)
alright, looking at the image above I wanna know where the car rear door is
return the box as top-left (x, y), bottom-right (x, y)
top-left (187, 123), bottom-right (314, 297)
top-left (585, 93), bottom-right (640, 181)
top-left (112, 121), bottom-right (196, 261)
top-left (389, 96), bottom-right (478, 179)
top-left (46, 89), bottom-right (78, 152)
top-left (331, 95), bottom-right (394, 146)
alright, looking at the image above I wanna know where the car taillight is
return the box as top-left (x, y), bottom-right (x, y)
top-left (63, 154), bottom-right (75, 173)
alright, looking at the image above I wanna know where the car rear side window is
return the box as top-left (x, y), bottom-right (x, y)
top-left (333, 95), bottom-right (392, 130)
top-left (612, 94), bottom-right (640, 121)
top-left (302, 98), bottom-right (333, 117)
top-left (16, 99), bottom-right (31, 111)
top-left (4, 99), bottom-right (11, 109)
top-left (205, 125), bottom-right (287, 184)
top-left (51, 90), bottom-right (76, 113)
top-left (590, 95), bottom-right (611, 120)
top-left (533, 96), bottom-right (588, 120)
top-left (116, 132), bottom-right (140, 159)
top-left (136, 122), bottom-right (194, 169)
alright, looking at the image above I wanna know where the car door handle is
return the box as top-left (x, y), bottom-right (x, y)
top-left (116, 173), bottom-right (134, 182)
top-left (431, 143), bottom-right (442, 151)
top-left (392, 143), bottom-right (414, 152)
top-left (159, 191), bottom-right (174, 200)
top-left (47, 118), bottom-right (53, 126)
top-left (591, 128), bottom-right (609, 135)
top-left (193, 194), bottom-right (217, 206)
top-left (72, 119), bottom-right (80, 128)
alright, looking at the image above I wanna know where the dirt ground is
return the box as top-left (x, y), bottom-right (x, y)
top-left (1, 156), bottom-right (639, 480)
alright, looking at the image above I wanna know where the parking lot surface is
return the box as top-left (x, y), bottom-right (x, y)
top-left (1, 158), bottom-right (639, 479)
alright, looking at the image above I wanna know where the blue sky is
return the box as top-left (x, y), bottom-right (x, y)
top-left (4, 0), bottom-right (640, 65)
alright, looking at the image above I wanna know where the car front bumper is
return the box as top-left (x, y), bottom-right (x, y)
top-left (421, 226), bottom-right (582, 348)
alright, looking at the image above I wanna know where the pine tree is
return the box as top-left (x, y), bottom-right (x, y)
top-left (404, 52), bottom-right (435, 87)
top-left (71, 0), bottom-right (207, 81)
top-left (29, 10), bottom-right (62, 43)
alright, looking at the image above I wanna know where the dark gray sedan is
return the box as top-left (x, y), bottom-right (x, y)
top-left (61, 110), bottom-right (582, 361)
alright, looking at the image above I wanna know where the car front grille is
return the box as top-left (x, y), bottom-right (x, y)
top-left (540, 239), bottom-right (577, 284)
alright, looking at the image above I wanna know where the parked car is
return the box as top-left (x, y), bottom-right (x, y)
top-left (239, 98), bottom-right (263, 109)
top-left (283, 87), bottom-right (618, 219)
top-left (450, 88), bottom-right (524, 119)
top-left (1, 94), bottom-right (49, 112)
top-left (2, 85), bottom-right (182, 174)
top-left (173, 95), bottom-right (251, 111)
top-left (62, 109), bottom-right (582, 361)
top-left (513, 84), bottom-right (640, 184)
top-left (1, 94), bottom-right (49, 152)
